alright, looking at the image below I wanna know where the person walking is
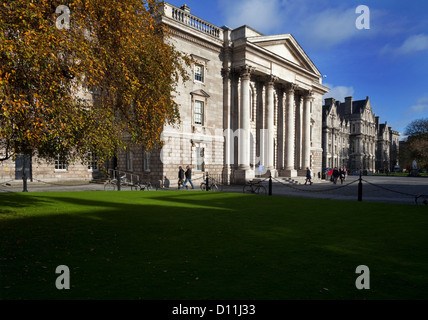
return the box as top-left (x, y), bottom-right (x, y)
top-left (339, 168), bottom-right (345, 184)
top-left (178, 166), bottom-right (184, 189)
top-left (332, 167), bottom-right (340, 184)
top-left (183, 165), bottom-right (195, 189)
top-left (304, 167), bottom-right (313, 185)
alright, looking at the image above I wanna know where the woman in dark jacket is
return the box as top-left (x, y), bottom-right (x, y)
top-left (305, 167), bottom-right (313, 185)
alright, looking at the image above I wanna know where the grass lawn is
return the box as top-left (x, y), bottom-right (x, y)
top-left (1, 191), bottom-right (427, 300)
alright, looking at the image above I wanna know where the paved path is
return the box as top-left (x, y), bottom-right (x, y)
top-left (1, 176), bottom-right (427, 205)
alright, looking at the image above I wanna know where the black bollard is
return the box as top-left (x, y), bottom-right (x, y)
top-left (206, 172), bottom-right (209, 191)
top-left (358, 171), bottom-right (362, 201)
top-left (269, 174), bottom-right (272, 196)
top-left (117, 173), bottom-right (121, 191)
top-left (22, 171), bottom-right (28, 192)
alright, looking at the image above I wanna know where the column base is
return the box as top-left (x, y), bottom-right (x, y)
top-left (281, 169), bottom-right (298, 178)
top-left (222, 166), bottom-right (233, 185)
top-left (234, 168), bottom-right (255, 184)
top-left (264, 168), bottom-right (278, 178)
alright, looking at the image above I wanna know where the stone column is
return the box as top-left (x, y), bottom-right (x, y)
top-left (277, 89), bottom-right (286, 171)
top-left (239, 67), bottom-right (251, 169)
top-left (221, 67), bottom-right (232, 183)
top-left (303, 91), bottom-right (313, 169)
top-left (235, 65), bottom-right (255, 183)
top-left (322, 128), bottom-right (329, 168)
top-left (266, 75), bottom-right (277, 175)
top-left (295, 95), bottom-right (303, 170)
top-left (285, 84), bottom-right (298, 177)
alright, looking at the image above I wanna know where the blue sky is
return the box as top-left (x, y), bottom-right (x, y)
top-left (166, 0), bottom-right (428, 138)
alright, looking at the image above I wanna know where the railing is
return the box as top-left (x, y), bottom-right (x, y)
top-left (163, 3), bottom-right (222, 39)
top-left (203, 172), bottom-right (235, 185)
top-left (107, 169), bottom-right (140, 186)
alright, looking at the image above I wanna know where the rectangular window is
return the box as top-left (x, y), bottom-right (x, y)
top-left (196, 147), bottom-right (205, 171)
top-left (194, 64), bottom-right (204, 82)
top-left (126, 151), bottom-right (133, 171)
top-left (87, 151), bottom-right (99, 172)
top-left (55, 155), bottom-right (67, 171)
top-left (143, 151), bottom-right (151, 172)
top-left (194, 100), bottom-right (204, 125)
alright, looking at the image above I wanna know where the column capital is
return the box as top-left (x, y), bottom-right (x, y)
top-left (286, 83), bottom-right (299, 94)
top-left (239, 65), bottom-right (255, 80)
top-left (221, 67), bottom-right (231, 79)
top-left (266, 74), bottom-right (279, 86)
top-left (305, 89), bottom-right (315, 101)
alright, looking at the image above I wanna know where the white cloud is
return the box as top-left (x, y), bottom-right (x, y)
top-left (396, 34), bottom-right (428, 55)
top-left (219, 0), bottom-right (286, 34)
top-left (323, 83), bottom-right (355, 103)
top-left (382, 34), bottom-right (428, 56)
top-left (409, 96), bottom-right (428, 114)
top-left (219, 0), bottom-right (383, 47)
top-left (218, 0), bottom-right (366, 46)
top-left (299, 7), bottom-right (362, 47)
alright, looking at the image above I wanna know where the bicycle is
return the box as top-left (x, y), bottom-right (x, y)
top-left (104, 179), bottom-right (117, 191)
top-left (243, 180), bottom-right (267, 195)
top-left (200, 177), bottom-right (223, 191)
top-left (104, 175), bottom-right (132, 191)
top-left (131, 181), bottom-right (156, 191)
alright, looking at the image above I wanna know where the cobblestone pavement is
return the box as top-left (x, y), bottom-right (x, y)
top-left (1, 176), bottom-right (427, 205)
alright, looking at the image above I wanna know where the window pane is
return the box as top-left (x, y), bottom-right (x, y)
top-left (55, 155), bottom-right (67, 170)
top-left (195, 65), bottom-right (204, 82)
top-left (194, 101), bottom-right (204, 125)
top-left (196, 147), bottom-right (205, 171)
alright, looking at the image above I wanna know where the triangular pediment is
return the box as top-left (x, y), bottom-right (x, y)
top-left (248, 34), bottom-right (321, 76)
top-left (190, 89), bottom-right (210, 98)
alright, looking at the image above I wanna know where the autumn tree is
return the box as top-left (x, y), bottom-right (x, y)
top-left (0, 0), bottom-right (190, 164)
top-left (402, 118), bottom-right (428, 170)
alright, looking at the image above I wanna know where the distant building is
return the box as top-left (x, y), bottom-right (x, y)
top-left (322, 96), bottom-right (399, 173)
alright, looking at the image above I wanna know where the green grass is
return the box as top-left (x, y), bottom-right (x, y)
top-left (1, 191), bottom-right (427, 300)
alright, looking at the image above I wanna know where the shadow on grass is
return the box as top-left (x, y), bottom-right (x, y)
top-left (0, 193), bottom-right (53, 216)
top-left (1, 191), bottom-right (428, 300)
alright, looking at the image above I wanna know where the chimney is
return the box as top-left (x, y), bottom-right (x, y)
top-left (345, 96), bottom-right (353, 115)
top-left (324, 97), bottom-right (335, 107)
top-left (180, 4), bottom-right (191, 13)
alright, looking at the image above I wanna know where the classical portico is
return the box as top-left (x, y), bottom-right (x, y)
top-left (223, 46), bottom-right (327, 182)
top-left (158, 4), bottom-right (329, 186)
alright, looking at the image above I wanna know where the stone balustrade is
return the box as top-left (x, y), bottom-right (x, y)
top-left (163, 3), bottom-right (222, 39)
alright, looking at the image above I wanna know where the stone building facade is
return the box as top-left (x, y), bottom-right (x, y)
top-left (322, 96), bottom-right (399, 173)
top-left (0, 85), bottom-right (100, 184)
top-left (128, 3), bottom-right (330, 186)
top-left (0, 3), bottom-right (330, 185)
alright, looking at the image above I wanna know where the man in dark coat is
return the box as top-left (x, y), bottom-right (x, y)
top-left (183, 165), bottom-right (195, 189)
top-left (332, 167), bottom-right (340, 184)
top-left (178, 166), bottom-right (184, 189)
top-left (304, 167), bottom-right (313, 185)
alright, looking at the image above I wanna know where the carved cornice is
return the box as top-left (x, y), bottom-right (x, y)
top-left (168, 28), bottom-right (222, 53)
